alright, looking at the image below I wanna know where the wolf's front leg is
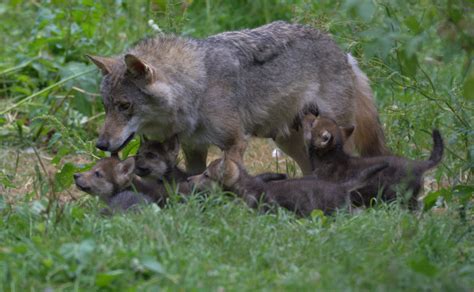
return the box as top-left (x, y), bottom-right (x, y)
top-left (182, 144), bottom-right (209, 175)
top-left (225, 137), bottom-right (248, 165)
top-left (275, 129), bottom-right (312, 175)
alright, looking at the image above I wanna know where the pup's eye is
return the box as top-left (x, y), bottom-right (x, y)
top-left (95, 171), bottom-right (102, 178)
top-left (118, 102), bottom-right (131, 111)
top-left (145, 152), bottom-right (156, 159)
top-left (203, 172), bottom-right (209, 178)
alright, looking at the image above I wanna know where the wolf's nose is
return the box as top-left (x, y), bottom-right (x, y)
top-left (73, 173), bottom-right (80, 180)
top-left (96, 140), bottom-right (109, 151)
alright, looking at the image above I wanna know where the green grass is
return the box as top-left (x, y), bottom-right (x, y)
top-left (1, 196), bottom-right (473, 291)
top-left (0, 0), bottom-right (473, 290)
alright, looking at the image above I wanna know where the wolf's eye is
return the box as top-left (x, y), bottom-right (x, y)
top-left (118, 102), bottom-right (131, 111)
top-left (145, 152), bottom-right (156, 159)
top-left (203, 172), bottom-right (209, 178)
top-left (95, 171), bottom-right (102, 178)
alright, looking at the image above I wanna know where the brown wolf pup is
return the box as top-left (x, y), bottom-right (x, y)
top-left (188, 155), bottom-right (388, 217)
top-left (302, 114), bottom-right (444, 209)
top-left (87, 21), bottom-right (387, 175)
top-left (134, 136), bottom-right (287, 193)
top-left (73, 156), bottom-right (168, 211)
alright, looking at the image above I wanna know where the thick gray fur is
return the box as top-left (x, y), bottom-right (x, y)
top-left (92, 21), bottom-right (386, 174)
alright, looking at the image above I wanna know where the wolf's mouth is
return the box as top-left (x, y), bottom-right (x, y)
top-left (135, 166), bottom-right (151, 177)
top-left (114, 132), bottom-right (135, 153)
top-left (75, 182), bottom-right (91, 193)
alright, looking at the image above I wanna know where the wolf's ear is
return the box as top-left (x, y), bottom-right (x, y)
top-left (86, 55), bottom-right (116, 75)
top-left (124, 54), bottom-right (154, 82)
top-left (116, 157), bottom-right (135, 178)
top-left (340, 125), bottom-right (355, 141)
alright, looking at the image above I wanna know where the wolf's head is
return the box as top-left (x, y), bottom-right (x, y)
top-left (303, 114), bottom-right (354, 155)
top-left (73, 156), bottom-right (136, 202)
top-left (88, 37), bottom-right (206, 153)
top-left (135, 135), bottom-right (180, 180)
top-left (187, 155), bottom-right (240, 190)
top-left (88, 54), bottom-right (179, 152)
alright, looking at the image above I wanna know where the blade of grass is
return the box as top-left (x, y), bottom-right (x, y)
top-left (0, 57), bottom-right (40, 76)
top-left (0, 69), bottom-right (95, 115)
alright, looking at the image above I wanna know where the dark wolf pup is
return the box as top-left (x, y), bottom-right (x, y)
top-left (73, 156), bottom-right (168, 212)
top-left (188, 155), bottom-right (388, 217)
top-left (303, 114), bottom-right (444, 209)
top-left (88, 21), bottom-right (387, 175)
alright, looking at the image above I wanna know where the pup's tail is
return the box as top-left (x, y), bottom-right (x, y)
top-left (348, 54), bottom-right (390, 156)
top-left (342, 162), bottom-right (389, 192)
top-left (417, 129), bottom-right (444, 172)
top-left (255, 172), bottom-right (288, 182)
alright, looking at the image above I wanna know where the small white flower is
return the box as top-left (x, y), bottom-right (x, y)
top-left (272, 148), bottom-right (282, 158)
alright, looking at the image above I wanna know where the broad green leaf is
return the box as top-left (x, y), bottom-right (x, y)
top-left (121, 138), bottom-right (140, 159)
top-left (142, 258), bottom-right (165, 274)
top-left (96, 270), bottom-right (125, 287)
top-left (463, 70), bottom-right (474, 100)
top-left (423, 188), bottom-right (451, 211)
top-left (408, 257), bottom-right (438, 277)
top-left (55, 162), bottom-right (77, 191)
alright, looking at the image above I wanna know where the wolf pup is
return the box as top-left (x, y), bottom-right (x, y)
top-left (134, 136), bottom-right (287, 192)
top-left (188, 155), bottom-right (388, 217)
top-left (87, 21), bottom-right (387, 175)
top-left (303, 114), bottom-right (444, 209)
top-left (135, 135), bottom-right (193, 196)
top-left (73, 156), bottom-right (166, 211)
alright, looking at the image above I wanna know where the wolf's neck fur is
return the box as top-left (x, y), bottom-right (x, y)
top-left (128, 36), bottom-right (208, 138)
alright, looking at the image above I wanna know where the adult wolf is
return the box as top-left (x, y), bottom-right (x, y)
top-left (88, 21), bottom-right (387, 174)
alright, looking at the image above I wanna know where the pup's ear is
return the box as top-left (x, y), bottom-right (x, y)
top-left (86, 55), bottom-right (116, 75)
top-left (116, 157), bottom-right (135, 178)
top-left (124, 54), bottom-right (154, 82)
top-left (320, 130), bottom-right (332, 146)
top-left (220, 153), bottom-right (239, 186)
top-left (340, 125), bottom-right (355, 141)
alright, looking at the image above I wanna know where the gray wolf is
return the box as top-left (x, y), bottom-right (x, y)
top-left (88, 21), bottom-right (387, 174)
top-left (302, 114), bottom-right (444, 209)
top-left (73, 156), bottom-right (155, 213)
top-left (188, 155), bottom-right (388, 217)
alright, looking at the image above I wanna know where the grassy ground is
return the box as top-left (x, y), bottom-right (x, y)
top-left (0, 0), bottom-right (473, 290)
top-left (1, 195), bottom-right (473, 291)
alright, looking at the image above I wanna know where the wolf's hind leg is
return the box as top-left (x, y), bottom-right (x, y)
top-left (183, 145), bottom-right (208, 175)
top-left (275, 129), bottom-right (312, 175)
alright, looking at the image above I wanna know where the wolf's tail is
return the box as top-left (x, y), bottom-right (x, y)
top-left (348, 54), bottom-right (390, 156)
top-left (417, 129), bottom-right (444, 172)
top-left (342, 162), bottom-right (389, 192)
